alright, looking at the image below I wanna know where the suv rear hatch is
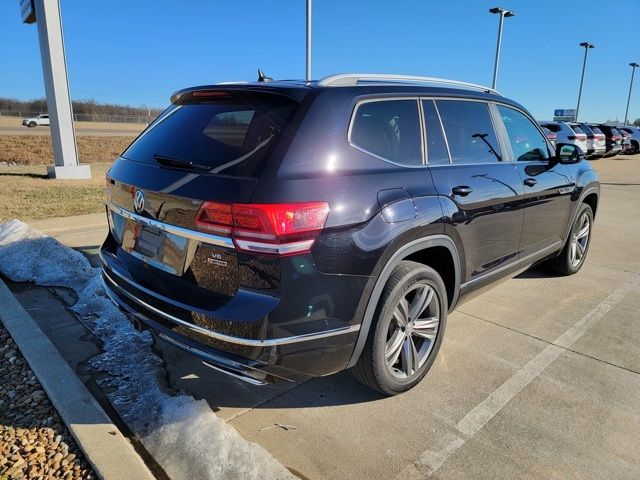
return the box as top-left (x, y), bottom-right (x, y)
top-left (102, 88), bottom-right (314, 346)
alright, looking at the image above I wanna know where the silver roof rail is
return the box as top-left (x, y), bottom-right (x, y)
top-left (318, 73), bottom-right (501, 95)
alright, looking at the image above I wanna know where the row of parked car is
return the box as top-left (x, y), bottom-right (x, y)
top-left (539, 121), bottom-right (640, 158)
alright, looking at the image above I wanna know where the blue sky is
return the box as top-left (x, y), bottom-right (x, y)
top-left (1, 0), bottom-right (638, 122)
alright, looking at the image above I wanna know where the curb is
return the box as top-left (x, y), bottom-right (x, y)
top-left (0, 278), bottom-right (155, 480)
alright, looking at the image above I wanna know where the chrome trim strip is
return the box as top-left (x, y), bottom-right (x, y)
top-left (156, 333), bottom-right (269, 386)
top-left (107, 202), bottom-right (235, 249)
top-left (101, 270), bottom-right (360, 347)
top-left (460, 241), bottom-right (562, 289)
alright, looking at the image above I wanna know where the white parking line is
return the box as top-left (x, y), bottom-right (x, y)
top-left (400, 272), bottom-right (640, 478)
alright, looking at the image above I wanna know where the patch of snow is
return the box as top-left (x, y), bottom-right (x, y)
top-left (0, 219), bottom-right (295, 480)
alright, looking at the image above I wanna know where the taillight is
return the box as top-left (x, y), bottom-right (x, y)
top-left (612, 136), bottom-right (621, 141)
top-left (195, 201), bottom-right (330, 256)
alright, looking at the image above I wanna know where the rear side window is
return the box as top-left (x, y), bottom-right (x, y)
top-left (422, 100), bottom-right (450, 165)
top-left (350, 100), bottom-right (422, 166)
top-left (122, 94), bottom-right (298, 177)
top-left (498, 105), bottom-right (549, 161)
top-left (436, 100), bottom-right (502, 164)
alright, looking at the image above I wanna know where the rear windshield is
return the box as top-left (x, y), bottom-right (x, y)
top-left (541, 123), bottom-right (560, 133)
top-left (122, 93), bottom-right (298, 177)
top-left (590, 126), bottom-right (603, 135)
top-left (570, 125), bottom-right (585, 134)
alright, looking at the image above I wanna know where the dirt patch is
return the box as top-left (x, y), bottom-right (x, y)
top-left (0, 136), bottom-right (132, 165)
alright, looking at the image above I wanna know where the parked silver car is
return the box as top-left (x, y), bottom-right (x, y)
top-left (539, 121), bottom-right (589, 155)
top-left (617, 126), bottom-right (640, 154)
top-left (575, 123), bottom-right (606, 158)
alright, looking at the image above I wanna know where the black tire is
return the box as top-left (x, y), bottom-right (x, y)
top-left (631, 141), bottom-right (639, 155)
top-left (549, 203), bottom-right (594, 276)
top-left (28, 121), bottom-right (36, 128)
top-left (349, 261), bottom-right (448, 395)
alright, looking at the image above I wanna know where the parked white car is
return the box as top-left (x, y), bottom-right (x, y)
top-left (539, 121), bottom-right (589, 156)
top-left (21, 113), bottom-right (50, 128)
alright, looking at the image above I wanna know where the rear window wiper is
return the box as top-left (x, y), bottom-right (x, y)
top-left (153, 154), bottom-right (211, 171)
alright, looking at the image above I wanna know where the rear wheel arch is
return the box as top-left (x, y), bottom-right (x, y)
top-left (346, 235), bottom-right (461, 368)
top-left (583, 192), bottom-right (598, 217)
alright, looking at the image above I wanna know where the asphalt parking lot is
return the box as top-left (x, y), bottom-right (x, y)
top-left (18, 155), bottom-right (640, 479)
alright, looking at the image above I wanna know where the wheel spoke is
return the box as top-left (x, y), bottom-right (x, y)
top-left (408, 285), bottom-right (433, 322)
top-left (570, 241), bottom-right (577, 263)
top-left (576, 241), bottom-right (585, 257)
top-left (401, 337), bottom-right (419, 375)
top-left (385, 330), bottom-right (404, 368)
top-left (413, 317), bottom-right (439, 340)
top-left (577, 224), bottom-right (589, 239)
top-left (395, 297), bottom-right (410, 326)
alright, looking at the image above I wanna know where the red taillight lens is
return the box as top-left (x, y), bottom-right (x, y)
top-left (194, 202), bottom-right (233, 236)
top-left (195, 201), bottom-right (329, 255)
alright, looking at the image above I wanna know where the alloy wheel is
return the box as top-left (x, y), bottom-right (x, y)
top-left (570, 212), bottom-right (590, 267)
top-left (385, 282), bottom-right (440, 379)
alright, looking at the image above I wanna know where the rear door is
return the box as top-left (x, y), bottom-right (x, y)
top-left (424, 99), bottom-right (524, 284)
top-left (495, 104), bottom-right (572, 258)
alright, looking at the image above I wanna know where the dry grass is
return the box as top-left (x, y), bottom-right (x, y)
top-left (0, 164), bottom-right (110, 222)
top-left (0, 135), bottom-right (132, 165)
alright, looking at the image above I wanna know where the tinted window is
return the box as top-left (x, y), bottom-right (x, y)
top-left (541, 123), bottom-right (561, 133)
top-left (498, 106), bottom-right (549, 161)
top-left (436, 100), bottom-right (501, 164)
top-left (570, 125), bottom-right (585, 134)
top-left (590, 126), bottom-right (603, 135)
top-left (422, 100), bottom-right (449, 165)
top-left (122, 95), bottom-right (297, 177)
top-left (350, 100), bottom-right (422, 165)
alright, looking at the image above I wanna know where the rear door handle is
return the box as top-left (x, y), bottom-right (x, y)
top-left (524, 178), bottom-right (537, 187)
top-left (451, 186), bottom-right (473, 196)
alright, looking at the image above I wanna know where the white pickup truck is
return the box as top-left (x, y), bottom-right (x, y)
top-left (22, 113), bottom-right (50, 127)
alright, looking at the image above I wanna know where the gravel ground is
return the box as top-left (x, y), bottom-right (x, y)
top-left (0, 323), bottom-right (95, 479)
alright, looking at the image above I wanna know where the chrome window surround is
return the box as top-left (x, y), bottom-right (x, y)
top-left (101, 266), bottom-right (360, 347)
top-left (107, 202), bottom-right (235, 249)
top-left (348, 96), bottom-right (552, 168)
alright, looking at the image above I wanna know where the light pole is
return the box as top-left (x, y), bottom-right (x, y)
top-left (624, 62), bottom-right (639, 125)
top-left (306, 0), bottom-right (312, 81)
top-left (489, 7), bottom-right (515, 90)
top-left (575, 42), bottom-right (594, 122)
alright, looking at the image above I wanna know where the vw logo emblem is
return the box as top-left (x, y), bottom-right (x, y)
top-left (133, 190), bottom-right (145, 213)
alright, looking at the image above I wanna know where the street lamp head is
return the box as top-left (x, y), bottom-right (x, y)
top-left (579, 42), bottom-right (594, 49)
top-left (630, 62), bottom-right (640, 68)
top-left (489, 7), bottom-right (515, 16)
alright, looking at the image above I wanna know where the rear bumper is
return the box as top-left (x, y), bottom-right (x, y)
top-left (100, 244), bottom-right (364, 383)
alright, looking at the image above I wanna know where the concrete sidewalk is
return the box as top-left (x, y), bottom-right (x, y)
top-left (18, 155), bottom-right (640, 479)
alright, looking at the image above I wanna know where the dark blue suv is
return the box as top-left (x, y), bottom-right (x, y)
top-left (101, 74), bottom-right (599, 395)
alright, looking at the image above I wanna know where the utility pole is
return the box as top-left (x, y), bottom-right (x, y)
top-left (624, 62), bottom-right (639, 125)
top-left (575, 42), bottom-right (594, 122)
top-left (306, 0), bottom-right (312, 81)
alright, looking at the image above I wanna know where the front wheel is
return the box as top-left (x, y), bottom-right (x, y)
top-left (550, 204), bottom-right (593, 275)
top-left (350, 261), bottom-right (447, 395)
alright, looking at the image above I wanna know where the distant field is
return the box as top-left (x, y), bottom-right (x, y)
top-left (0, 163), bottom-right (110, 222)
top-left (0, 135), bottom-right (131, 165)
top-left (0, 116), bottom-right (146, 131)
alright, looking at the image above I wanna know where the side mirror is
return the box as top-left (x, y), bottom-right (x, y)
top-left (555, 143), bottom-right (584, 164)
